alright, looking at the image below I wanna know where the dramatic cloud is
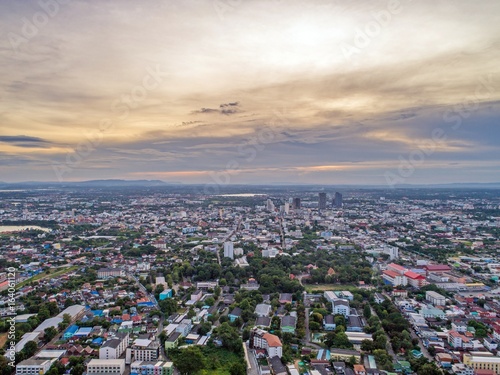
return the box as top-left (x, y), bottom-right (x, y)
top-left (0, 135), bottom-right (54, 148)
top-left (192, 108), bottom-right (219, 114)
top-left (0, 0), bottom-right (499, 184)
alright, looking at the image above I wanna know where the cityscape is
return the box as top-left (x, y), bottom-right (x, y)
top-left (0, 185), bottom-right (499, 375)
top-left (1, 1), bottom-right (500, 375)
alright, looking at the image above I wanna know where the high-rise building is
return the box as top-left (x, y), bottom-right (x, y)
top-left (318, 193), bottom-right (327, 210)
top-left (292, 197), bottom-right (301, 209)
top-left (333, 192), bottom-right (343, 208)
top-left (284, 202), bottom-right (290, 214)
top-left (266, 199), bottom-right (275, 211)
top-left (223, 241), bottom-right (234, 259)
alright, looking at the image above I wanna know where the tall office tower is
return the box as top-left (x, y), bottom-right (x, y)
top-left (266, 199), bottom-right (275, 211)
top-left (318, 192), bottom-right (327, 210)
top-left (284, 202), bottom-right (290, 214)
top-left (333, 192), bottom-right (343, 208)
top-left (292, 197), bottom-right (301, 209)
top-left (223, 241), bottom-right (234, 259)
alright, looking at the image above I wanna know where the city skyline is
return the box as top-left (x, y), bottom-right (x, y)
top-left (1, 0), bottom-right (500, 185)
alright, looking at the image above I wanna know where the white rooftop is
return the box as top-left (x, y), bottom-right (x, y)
top-left (134, 339), bottom-right (152, 347)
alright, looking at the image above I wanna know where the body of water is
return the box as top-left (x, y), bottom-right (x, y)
top-left (0, 226), bottom-right (51, 233)
top-left (217, 193), bottom-right (266, 197)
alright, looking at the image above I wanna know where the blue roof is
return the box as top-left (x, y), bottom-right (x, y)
top-left (92, 337), bottom-right (104, 345)
top-left (64, 325), bottom-right (79, 335)
top-left (111, 319), bottom-right (123, 324)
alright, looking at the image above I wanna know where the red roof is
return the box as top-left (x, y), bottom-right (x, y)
top-left (388, 263), bottom-right (407, 272)
top-left (383, 270), bottom-right (399, 278)
top-left (59, 358), bottom-right (69, 366)
top-left (263, 333), bottom-right (282, 347)
top-left (424, 264), bottom-right (451, 271)
top-left (404, 271), bottom-right (425, 279)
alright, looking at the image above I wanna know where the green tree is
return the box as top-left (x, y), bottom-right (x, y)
top-left (159, 298), bottom-right (177, 316)
top-left (23, 341), bottom-right (38, 358)
top-left (363, 304), bottom-right (372, 319)
top-left (71, 363), bottom-right (85, 375)
top-left (171, 346), bottom-right (205, 375)
top-left (418, 363), bottom-right (442, 375)
top-left (62, 314), bottom-right (72, 325)
top-left (197, 322), bottom-right (212, 336)
top-left (44, 326), bottom-right (58, 341)
top-left (361, 339), bottom-right (374, 352)
top-left (211, 322), bottom-right (243, 354)
top-left (229, 362), bottom-right (247, 375)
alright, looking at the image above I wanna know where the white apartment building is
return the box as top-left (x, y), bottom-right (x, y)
top-left (99, 333), bottom-right (129, 360)
top-left (86, 359), bottom-right (125, 375)
top-left (131, 339), bottom-right (160, 362)
top-left (426, 291), bottom-right (446, 306)
top-left (16, 359), bottom-right (53, 375)
top-left (332, 300), bottom-right (350, 317)
top-left (251, 328), bottom-right (283, 358)
top-left (223, 241), bottom-right (234, 259)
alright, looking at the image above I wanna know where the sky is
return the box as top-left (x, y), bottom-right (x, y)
top-left (1, 0), bottom-right (499, 186)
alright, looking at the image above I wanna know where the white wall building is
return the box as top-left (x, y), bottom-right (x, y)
top-left (426, 291), bottom-right (446, 306)
top-left (16, 359), bottom-right (53, 375)
top-left (99, 333), bottom-right (129, 360)
top-left (251, 328), bottom-right (283, 358)
top-left (223, 241), bottom-right (234, 259)
top-left (332, 300), bottom-right (350, 317)
top-left (131, 339), bottom-right (160, 362)
top-left (86, 359), bottom-right (125, 375)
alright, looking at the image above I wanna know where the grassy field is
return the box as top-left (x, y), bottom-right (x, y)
top-left (17, 265), bottom-right (79, 289)
top-left (304, 284), bottom-right (359, 292)
top-left (0, 333), bottom-right (8, 349)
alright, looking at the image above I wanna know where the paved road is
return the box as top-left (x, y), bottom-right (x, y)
top-left (409, 327), bottom-right (433, 361)
top-left (245, 342), bottom-right (259, 375)
top-left (373, 298), bottom-right (433, 362)
top-left (218, 219), bottom-right (242, 264)
top-left (302, 307), bottom-right (322, 349)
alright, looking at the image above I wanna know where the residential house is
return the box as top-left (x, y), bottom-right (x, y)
top-left (323, 315), bottom-right (336, 331)
top-left (333, 300), bottom-right (350, 317)
top-left (228, 307), bottom-right (242, 323)
top-left (281, 315), bottom-right (296, 334)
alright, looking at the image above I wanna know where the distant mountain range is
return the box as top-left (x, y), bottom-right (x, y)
top-left (0, 179), bottom-right (174, 188)
top-left (0, 180), bottom-right (499, 189)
